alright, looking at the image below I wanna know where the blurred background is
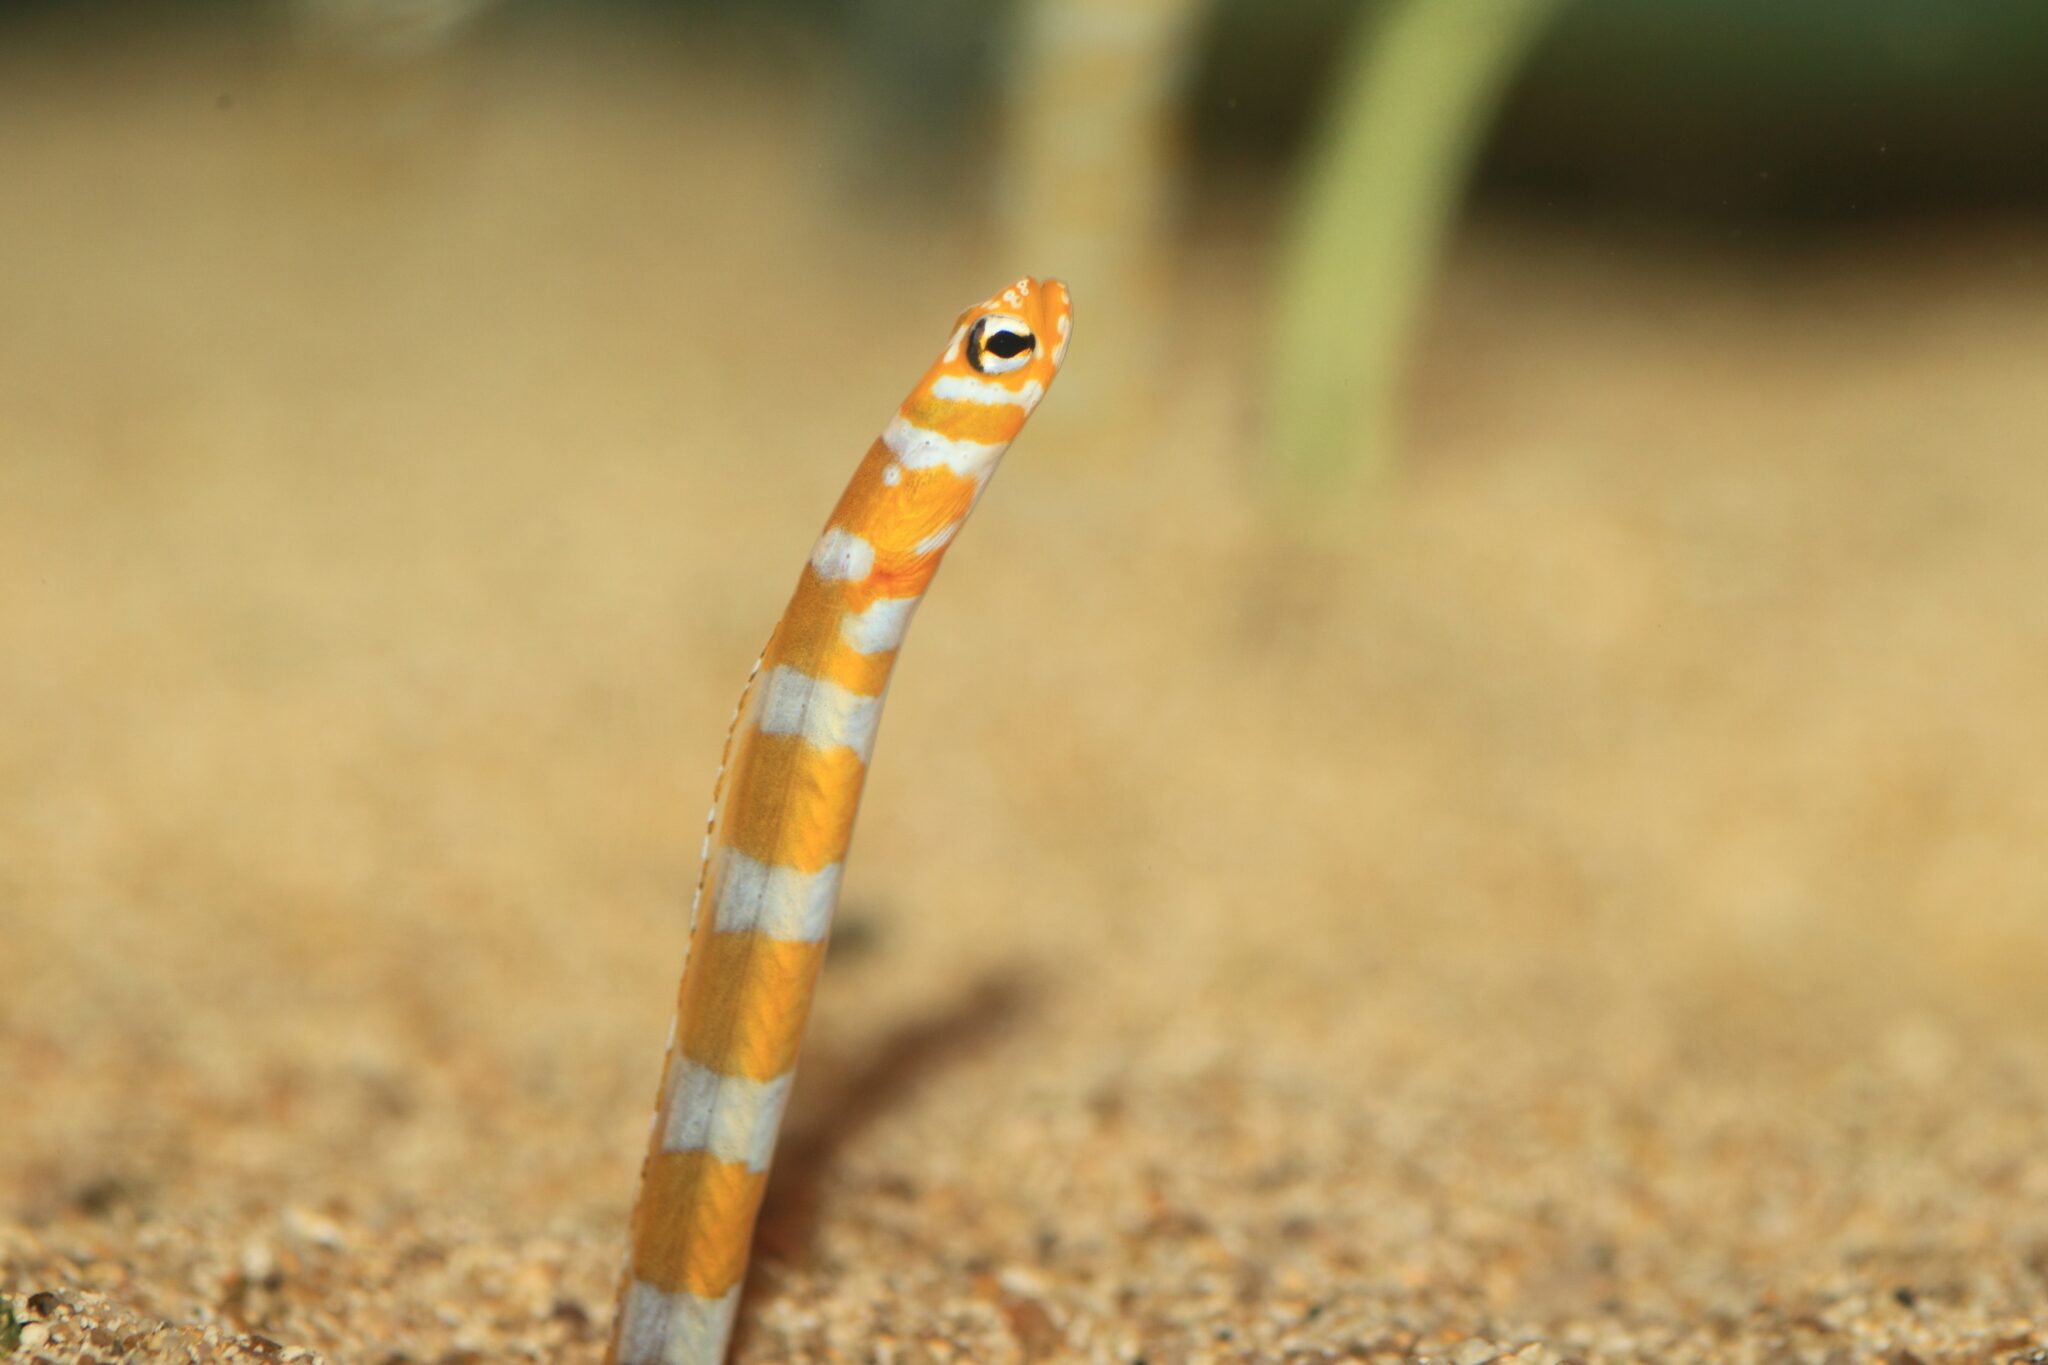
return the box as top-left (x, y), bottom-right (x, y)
top-left (2, 2), bottom-right (2046, 1361)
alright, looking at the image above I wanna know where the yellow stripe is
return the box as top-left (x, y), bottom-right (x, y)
top-left (769, 572), bottom-right (898, 696)
top-left (629, 1148), bottom-right (768, 1298)
top-left (679, 930), bottom-right (828, 1080)
top-left (721, 731), bottom-right (867, 873)
top-left (900, 394), bottom-right (1027, 445)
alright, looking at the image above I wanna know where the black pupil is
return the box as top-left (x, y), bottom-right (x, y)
top-left (984, 329), bottom-right (1032, 359)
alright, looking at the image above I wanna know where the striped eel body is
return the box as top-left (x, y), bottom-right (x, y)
top-left (609, 277), bottom-right (1073, 1365)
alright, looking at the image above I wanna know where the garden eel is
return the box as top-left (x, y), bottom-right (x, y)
top-left (608, 278), bottom-right (1073, 1364)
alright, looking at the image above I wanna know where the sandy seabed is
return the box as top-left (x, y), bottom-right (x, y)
top-left (3, 18), bottom-right (2047, 1365)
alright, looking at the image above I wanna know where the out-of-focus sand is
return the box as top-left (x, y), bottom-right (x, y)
top-left (3, 18), bottom-right (2047, 1365)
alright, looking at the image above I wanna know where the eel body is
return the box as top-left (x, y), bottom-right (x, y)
top-left (609, 277), bottom-right (1073, 1365)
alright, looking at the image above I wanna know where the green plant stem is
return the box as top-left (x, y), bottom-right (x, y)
top-left (1268, 0), bottom-right (1566, 505)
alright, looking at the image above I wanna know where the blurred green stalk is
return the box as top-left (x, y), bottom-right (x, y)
top-left (1268, 0), bottom-right (1565, 504)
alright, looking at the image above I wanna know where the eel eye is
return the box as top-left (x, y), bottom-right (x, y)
top-left (967, 316), bottom-right (1035, 374)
